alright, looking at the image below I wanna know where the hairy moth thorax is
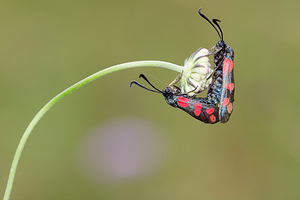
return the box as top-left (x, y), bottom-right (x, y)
top-left (161, 86), bottom-right (181, 108)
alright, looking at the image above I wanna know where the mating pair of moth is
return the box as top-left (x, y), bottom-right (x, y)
top-left (131, 9), bottom-right (234, 124)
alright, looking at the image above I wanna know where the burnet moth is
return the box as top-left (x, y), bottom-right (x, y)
top-left (130, 9), bottom-right (234, 124)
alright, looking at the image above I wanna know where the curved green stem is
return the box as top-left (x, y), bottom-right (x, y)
top-left (3, 60), bottom-right (182, 200)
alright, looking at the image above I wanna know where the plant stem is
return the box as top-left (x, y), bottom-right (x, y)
top-left (3, 60), bottom-right (182, 200)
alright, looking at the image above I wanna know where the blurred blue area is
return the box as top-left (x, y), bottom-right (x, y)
top-left (0, 0), bottom-right (299, 199)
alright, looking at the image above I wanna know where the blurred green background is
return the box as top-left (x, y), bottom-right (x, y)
top-left (1, 0), bottom-right (299, 199)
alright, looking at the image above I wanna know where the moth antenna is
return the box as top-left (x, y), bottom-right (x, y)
top-left (138, 74), bottom-right (162, 92)
top-left (198, 8), bottom-right (222, 40)
top-left (212, 19), bottom-right (223, 40)
top-left (129, 81), bottom-right (161, 94)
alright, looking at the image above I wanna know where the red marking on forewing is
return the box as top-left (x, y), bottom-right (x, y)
top-left (194, 103), bottom-right (202, 109)
top-left (177, 97), bottom-right (189, 102)
top-left (194, 103), bottom-right (202, 116)
top-left (177, 97), bottom-right (190, 107)
top-left (177, 101), bottom-right (189, 108)
top-left (210, 115), bottom-right (216, 123)
top-left (223, 98), bottom-right (230, 106)
top-left (229, 59), bottom-right (233, 72)
top-left (227, 103), bottom-right (233, 113)
top-left (223, 58), bottom-right (230, 72)
top-left (224, 83), bottom-right (234, 91)
top-left (206, 108), bottom-right (215, 115)
top-left (194, 108), bottom-right (201, 116)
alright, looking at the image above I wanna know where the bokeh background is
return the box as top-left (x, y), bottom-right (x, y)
top-left (1, 0), bottom-right (299, 199)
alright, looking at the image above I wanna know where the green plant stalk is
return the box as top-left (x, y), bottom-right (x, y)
top-left (3, 60), bottom-right (182, 200)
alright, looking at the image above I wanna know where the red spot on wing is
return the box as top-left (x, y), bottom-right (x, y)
top-left (206, 108), bottom-right (215, 115)
top-left (194, 108), bottom-right (201, 116)
top-left (210, 115), bottom-right (216, 123)
top-left (177, 97), bottom-right (190, 107)
top-left (223, 58), bottom-right (230, 72)
top-left (229, 59), bottom-right (233, 72)
top-left (177, 97), bottom-right (189, 102)
top-left (224, 83), bottom-right (234, 91)
top-left (194, 103), bottom-right (202, 116)
top-left (227, 103), bottom-right (233, 113)
top-left (194, 103), bottom-right (202, 109)
top-left (223, 98), bottom-right (230, 106)
top-left (177, 101), bottom-right (189, 108)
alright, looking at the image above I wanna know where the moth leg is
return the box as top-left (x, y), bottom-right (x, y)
top-left (169, 71), bottom-right (183, 86)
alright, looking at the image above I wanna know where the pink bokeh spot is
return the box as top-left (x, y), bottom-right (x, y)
top-left (77, 118), bottom-right (168, 183)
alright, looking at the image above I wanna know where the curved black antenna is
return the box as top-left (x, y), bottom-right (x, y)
top-left (129, 81), bottom-right (161, 94)
top-left (212, 19), bottom-right (223, 40)
top-left (198, 8), bottom-right (222, 40)
top-left (138, 74), bottom-right (162, 92)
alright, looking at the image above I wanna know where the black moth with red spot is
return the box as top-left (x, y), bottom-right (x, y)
top-left (130, 9), bottom-right (234, 124)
